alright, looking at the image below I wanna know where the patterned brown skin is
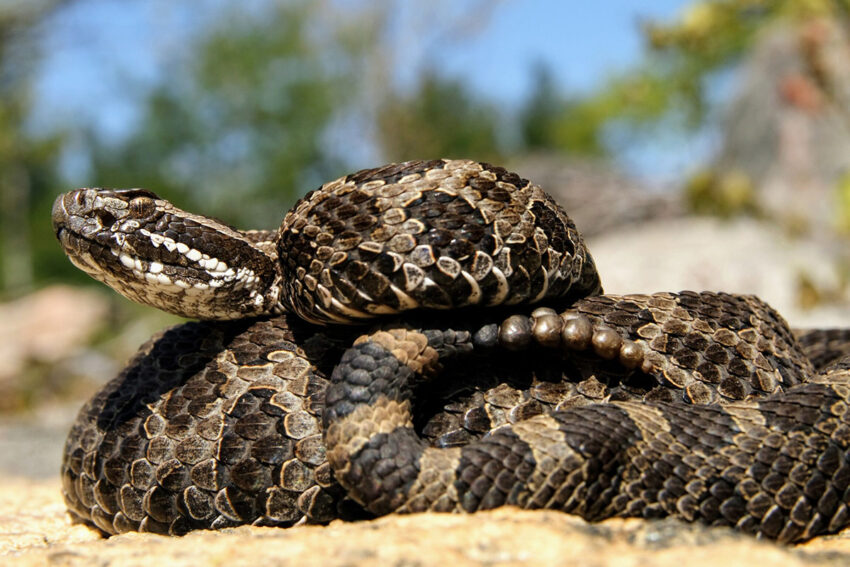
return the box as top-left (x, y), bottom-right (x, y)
top-left (64, 311), bottom-right (659, 535)
top-left (278, 160), bottom-right (600, 324)
top-left (62, 316), bottom-right (352, 535)
top-left (794, 328), bottom-right (850, 371)
top-left (53, 159), bottom-right (850, 541)
top-left (52, 160), bottom-right (601, 323)
top-left (51, 188), bottom-right (281, 321)
top-left (66, 294), bottom-right (815, 536)
top-left (323, 292), bottom-right (850, 543)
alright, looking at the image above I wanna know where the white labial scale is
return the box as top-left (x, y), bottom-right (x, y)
top-left (118, 220), bottom-right (140, 233)
top-left (157, 273), bottom-right (176, 287)
top-left (143, 271), bottom-right (179, 290)
top-left (203, 270), bottom-right (234, 289)
top-left (147, 233), bottom-right (169, 248)
top-left (204, 257), bottom-right (227, 273)
top-left (228, 267), bottom-right (257, 290)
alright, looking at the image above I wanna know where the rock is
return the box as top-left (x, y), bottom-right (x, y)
top-left (715, 19), bottom-right (850, 238)
top-left (589, 216), bottom-right (850, 328)
top-left (0, 478), bottom-right (99, 557)
top-left (0, 285), bottom-right (108, 373)
top-left (513, 155), bottom-right (683, 237)
top-left (2, 475), bottom-right (850, 566)
top-left (0, 285), bottom-right (110, 411)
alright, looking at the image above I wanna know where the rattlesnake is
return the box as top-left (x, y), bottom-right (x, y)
top-left (53, 160), bottom-right (850, 542)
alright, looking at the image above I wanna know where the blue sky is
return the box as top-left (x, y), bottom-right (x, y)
top-left (392, 0), bottom-right (690, 102)
top-left (31, 0), bottom-right (702, 184)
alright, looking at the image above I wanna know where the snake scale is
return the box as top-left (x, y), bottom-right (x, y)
top-left (52, 159), bottom-right (850, 542)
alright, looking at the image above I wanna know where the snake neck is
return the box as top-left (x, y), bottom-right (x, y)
top-left (52, 188), bottom-right (282, 320)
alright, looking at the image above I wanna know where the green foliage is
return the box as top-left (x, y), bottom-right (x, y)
top-left (376, 71), bottom-right (504, 163)
top-left (641, 0), bottom-right (848, 122)
top-left (684, 168), bottom-right (759, 216)
top-left (519, 64), bottom-right (574, 152)
top-left (0, 2), bottom-right (69, 296)
top-left (89, 1), bottom-right (374, 231)
top-left (0, 102), bottom-right (69, 291)
top-left (516, 0), bottom-right (850, 163)
top-left (833, 172), bottom-right (850, 234)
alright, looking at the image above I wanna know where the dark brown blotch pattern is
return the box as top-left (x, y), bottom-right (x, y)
top-left (63, 313), bottom-right (619, 535)
top-left (278, 159), bottom-right (601, 324)
top-left (570, 291), bottom-right (813, 405)
top-left (323, 313), bottom-right (850, 543)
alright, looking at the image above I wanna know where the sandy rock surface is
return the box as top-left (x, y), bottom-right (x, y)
top-left (1, 478), bottom-right (850, 567)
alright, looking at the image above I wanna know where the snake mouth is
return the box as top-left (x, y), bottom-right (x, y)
top-left (55, 189), bottom-right (240, 283)
top-left (54, 227), bottom-right (108, 279)
top-left (56, 223), bottom-right (275, 319)
top-left (58, 220), bottom-right (259, 293)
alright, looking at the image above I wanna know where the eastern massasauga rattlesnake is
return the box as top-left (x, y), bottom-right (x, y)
top-left (52, 159), bottom-right (850, 542)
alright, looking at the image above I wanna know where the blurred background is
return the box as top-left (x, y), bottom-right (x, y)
top-left (4, 0), bottom-right (850, 473)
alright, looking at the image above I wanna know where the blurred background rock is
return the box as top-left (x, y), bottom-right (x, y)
top-left (4, 0), bottom-right (850, 477)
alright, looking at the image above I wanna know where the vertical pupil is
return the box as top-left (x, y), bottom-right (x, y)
top-left (131, 198), bottom-right (150, 216)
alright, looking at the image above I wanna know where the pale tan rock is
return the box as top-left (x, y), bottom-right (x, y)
top-left (0, 478), bottom-right (99, 556)
top-left (589, 217), bottom-right (850, 328)
top-left (2, 475), bottom-right (850, 567)
top-left (0, 285), bottom-right (108, 382)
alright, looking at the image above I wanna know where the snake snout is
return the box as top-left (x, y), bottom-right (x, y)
top-left (52, 190), bottom-right (94, 232)
top-left (51, 193), bottom-right (70, 234)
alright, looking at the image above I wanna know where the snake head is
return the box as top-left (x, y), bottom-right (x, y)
top-left (52, 188), bottom-right (281, 320)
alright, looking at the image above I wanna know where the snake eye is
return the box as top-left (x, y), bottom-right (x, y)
top-left (129, 196), bottom-right (155, 218)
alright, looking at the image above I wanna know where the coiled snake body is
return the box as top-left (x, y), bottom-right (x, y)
top-left (53, 160), bottom-right (850, 542)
